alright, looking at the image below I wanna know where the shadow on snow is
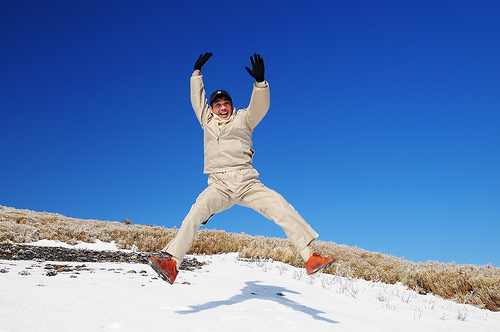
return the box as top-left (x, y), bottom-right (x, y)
top-left (176, 280), bottom-right (339, 324)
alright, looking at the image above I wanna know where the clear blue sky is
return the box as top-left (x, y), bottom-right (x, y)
top-left (1, 1), bottom-right (499, 266)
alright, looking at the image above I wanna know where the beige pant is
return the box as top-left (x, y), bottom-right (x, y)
top-left (164, 168), bottom-right (319, 264)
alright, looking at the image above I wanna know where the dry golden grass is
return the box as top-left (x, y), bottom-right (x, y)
top-left (1, 205), bottom-right (499, 311)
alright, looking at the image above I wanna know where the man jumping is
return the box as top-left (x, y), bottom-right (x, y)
top-left (149, 53), bottom-right (336, 284)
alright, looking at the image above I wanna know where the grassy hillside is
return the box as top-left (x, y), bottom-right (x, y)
top-left (1, 205), bottom-right (499, 311)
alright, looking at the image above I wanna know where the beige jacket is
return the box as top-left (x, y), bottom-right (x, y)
top-left (190, 73), bottom-right (270, 174)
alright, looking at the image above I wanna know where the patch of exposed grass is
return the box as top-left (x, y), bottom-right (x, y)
top-left (1, 205), bottom-right (499, 311)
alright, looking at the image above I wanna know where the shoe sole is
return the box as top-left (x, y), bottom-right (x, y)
top-left (310, 258), bottom-right (337, 275)
top-left (148, 258), bottom-right (174, 284)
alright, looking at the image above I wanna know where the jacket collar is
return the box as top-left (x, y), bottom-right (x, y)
top-left (209, 110), bottom-right (236, 125)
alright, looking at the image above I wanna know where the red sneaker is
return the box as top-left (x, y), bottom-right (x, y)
top-left (149, 256), bottom-right (178, 284)
top-left (304, 253), bottom-right (336, 275)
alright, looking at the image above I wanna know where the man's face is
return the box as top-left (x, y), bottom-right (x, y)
top-left (209, 97), bottom-right (233, 120)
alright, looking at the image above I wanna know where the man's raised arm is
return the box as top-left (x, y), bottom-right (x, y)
top-left (190, 52), bottom-right (212, 126)
top-left (244, 53), bottom-right (270, 129)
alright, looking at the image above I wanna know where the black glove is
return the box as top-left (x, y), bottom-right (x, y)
top-left (194, 52), bottom-right (213, 71)
top-left (245, 53), bottom-right (265, 82)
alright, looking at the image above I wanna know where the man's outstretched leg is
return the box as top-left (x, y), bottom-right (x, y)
top-left (150, 181), bottom-right (232, 284)
top-left (239, 178), bottom-right (336, 274)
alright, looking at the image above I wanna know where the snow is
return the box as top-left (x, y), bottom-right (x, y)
top-left (1, 241), bottom-right (498, 332)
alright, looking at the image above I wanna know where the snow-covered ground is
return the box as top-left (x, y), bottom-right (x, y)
top-left (1, 241), bottom-right (498, 332)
